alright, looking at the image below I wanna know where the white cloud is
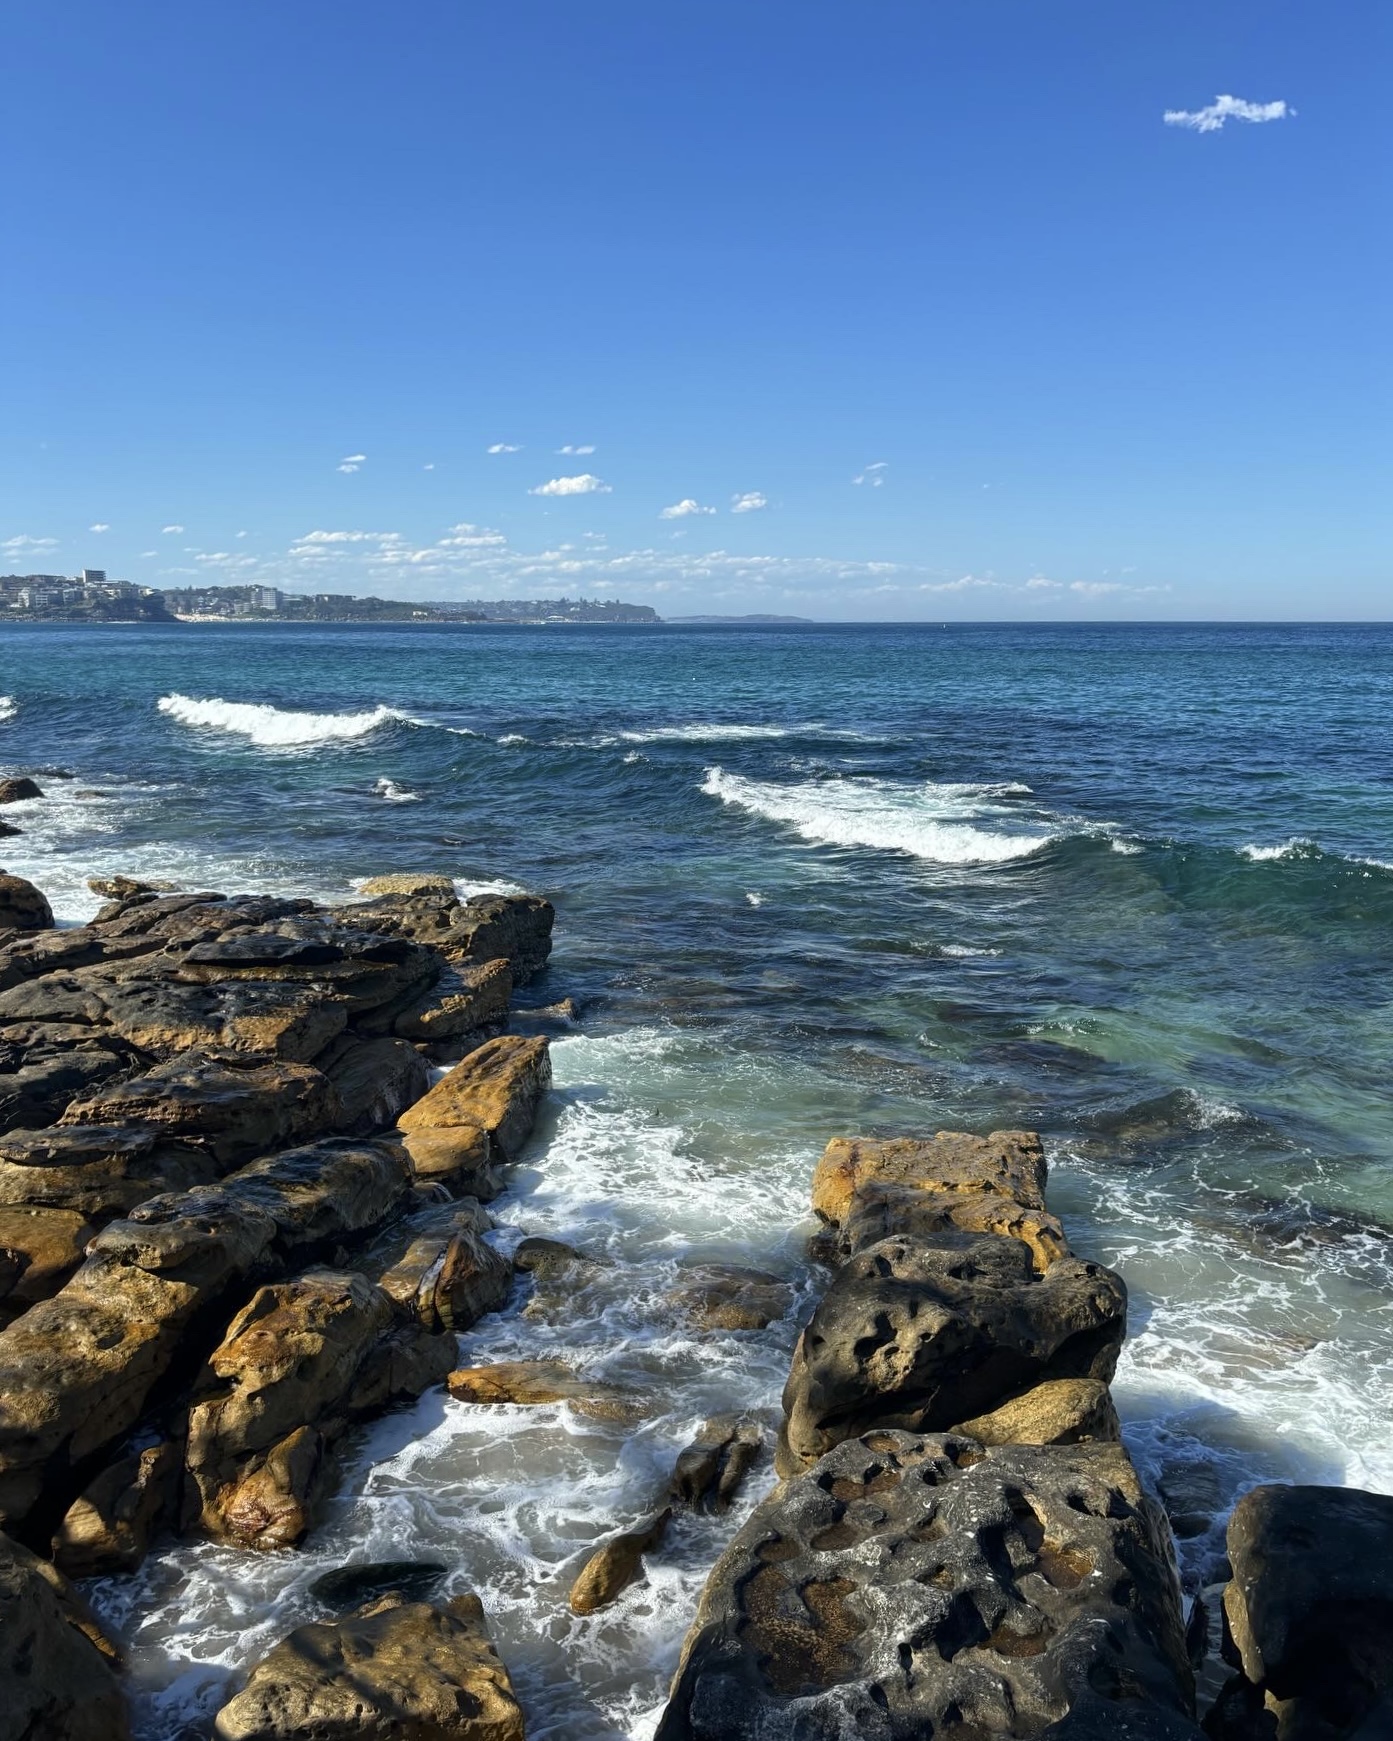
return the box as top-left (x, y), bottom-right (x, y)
top-left (529, 474), bottom-right (612, 497)
top-left (236, 530), bottom-right (248, 538)
top-left (423, 463), bottom-right (435, 470)
top-left (140, 550), bottom-right (157, 558)
top-left (1, 534), bottom-right (58, 553)
top-left (557, 444), bottom-right (596, 455)
top-left (853, 463), bottom-right (888, 488)
top-left (659, 498), bottom-right (716, 520)
top-left (338, 453), bottom-right (366, 474)
top-left (1025, 575), bottom-right (1062, 590)
top-left (162, 524), bottom-right (184, 534)
top-left (1164, 94), bottom-right (1291, 133)
top-left (730, 491), bottom-right (768, 514)
top-left (89, 522), bottom-right (111, 533)
top-left (487, 443), bottom-right (522, 454)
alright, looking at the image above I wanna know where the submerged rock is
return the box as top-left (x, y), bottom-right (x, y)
top-left (671, 1415), bottom-right (763, 1512)
top-left (656, 1430), bottom-right (1194, 1741)
top-left (213, 1591), bottom-right (524, 1741)
top-left (669, 1264), bottom-right (792, 1331)
top-left (780, 1229), bottom-right (1126, 1471)
top-left (569, 1509), bottom-right (672, 1615)
top-left (309, 1558), bottom-right (448, 1612)
top-left (0, 1527), bottom-right (129, 1740)
top-left (447, 1358), bottom-right (647, 1423)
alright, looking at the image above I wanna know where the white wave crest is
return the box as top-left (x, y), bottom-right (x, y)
top-left (157, 693), bottom-right (408, 747)
top-left (1239, 837), bottom-right (1321, 863)
top-left (701, 767), bottom-right (1053, 865)
top-left (620, 722), bottom-right (817, 743)
top-left (0, 697), bottom-right (16, 723)
top-left (373, 777), bottom-right (420, 803)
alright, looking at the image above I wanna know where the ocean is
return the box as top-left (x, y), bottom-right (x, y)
top-left (3, 618), bottom-right (1392, 1736)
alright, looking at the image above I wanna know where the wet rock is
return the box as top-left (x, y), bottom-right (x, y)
top-left (52, 1441), bottom-right (182, 1578)
top-left (87, 876), bottom-right (164, 901)
top-left (838, 1177), bottom-right (1070, 1272)
top-left (0, 1528), bottom-right (129, 1740)
top-left (570, 1508), bottom-right (672, 1614)
top-left (186, 1268), bottom-right (452, 1549)
top-left (96, 975), bottom-right (350, 1063)
top-left (378, 1222), bottom-right (511, 1333)
top-left (0, 873), bottom-right (54, 931)
top-left (212, 1137), bottom-right (414, 1262)
top-left (341, 889), bottom-right (554, 983)
top-left (321, 1035), bottom-right (430, 1134)
top-left (0, 1044), bottom-right (131, 1129)
top-left (0, 777), bottom-right (42, 803)
top-left (212, 1590), bottom-right (524, 1741)
top-left (950, 1377), bottom-right (1122, 1447)
top-left (655, 1430), bottom-right (1195, 1741)
top-left (0, 821), bottom-right (20, 838)
top-left (0, 1204), bottom-right (96, 1303)
top-left (357, 874), bottom-right (458, 897)
top-left (513, 1234), bottom-right (593, 1279)
top-left (0, 1122), bottom-right (219, 1219)
top-left (811, 1129), bottom-right (1049, 1228)
top-left (447, 1358), bottom-right (647, 1424)
top-left (385, 959), bottom-right (512, 1044)
top-left (397, 1034), bottom-right (550, 1193)
top-left (310, 1559), bottom-right (448, 1611)
top-left (669, 1264), bottom-right (793, 1331)
top-left (61, 1050), bottom-right (340, 1166)
top-left (780, 1229), bottom-right (1126, 1470)
top-left (1217, 1483), bottom-right (1393, 1739)
top-left (671, 1416), bottom-right (763, 1511)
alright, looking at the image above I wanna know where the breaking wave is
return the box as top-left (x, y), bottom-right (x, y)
top-left (0, 696), bottom-right (16, 723)
top-left (157, 694), bottom-right (409, 748)
top-left (700, 767), bottom-right (1054, 865)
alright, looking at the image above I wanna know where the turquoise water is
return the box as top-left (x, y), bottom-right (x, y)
top-left (3, 620), bottom-right (1392, 1735)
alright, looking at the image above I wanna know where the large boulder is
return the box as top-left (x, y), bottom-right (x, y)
top-left (780, 1230), bottom-right (1126, 1470)
top-left (397, 1035), bottom-right (550, 1194)
top-left (321, 1036), bottom-right (430, 1135)
top-left (811, 1130), bottom-right (1049, 1228)
top-left (186, 1268), bottom-right (453, 1549)
top-left (0, 1527), bottom-right (129, 1740)
top-left (0, 777), bottom-right (43, 804)
top-left (1214, 1483), bottom-right (1393, 1740)
top-left (377, 1221), bottom-right (511, 1334)
top-left (0, 873), bottom-right (53, 931)
top-left (362, 959), bottom-right (513, 1045)
top-left (51, 1440), bottom-right (182, 1578)
top-left (656, 1430), bottom-right (1195, 1741)
top-left (338, 888), bottom-right (554, 983)
top-left (212, 1591), bottom-right (525, 1741)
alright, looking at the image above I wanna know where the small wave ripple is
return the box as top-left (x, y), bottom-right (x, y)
top-left (701, 767), bottom-right (1053, 865)
top-left (157, 693), bottom-right (409, 748)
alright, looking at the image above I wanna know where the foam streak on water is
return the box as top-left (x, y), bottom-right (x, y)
top-left (157, 693), bottom-right (408, 747)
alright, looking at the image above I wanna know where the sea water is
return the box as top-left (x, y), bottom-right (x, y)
top-left (2, 620), bottom-right (1392, 1735)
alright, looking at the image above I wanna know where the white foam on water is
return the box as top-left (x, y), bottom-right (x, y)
top-left (617, 722), bottom-right (851, 744)
top-left (1111, 837), bottom-right (1144, 855)
top-left (745, 891), bottom-right (763, 906)
top-left (157, 693), bottom-right (409, 748)
top-left (373, 777), bottom-right (420, 803)
top-left (498, 733), bottom-right (530, 746)
top-left (701, 767), bottom-right (1054, 865)
top-left (453, 876), bottom-right (530, 899)
top-left (1239, 837), bottom-right (1321, 862)
top-left (0, 696), bottom-right (16, 723)
top-left (938, 943), bottom-right (1002, 957)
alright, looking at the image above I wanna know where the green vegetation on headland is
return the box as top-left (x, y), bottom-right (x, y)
top-left (0, 573), bottom-right (660, 625)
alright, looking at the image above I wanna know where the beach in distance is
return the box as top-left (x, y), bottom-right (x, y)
top-left (2, 617), bottom-right (1391, 1736)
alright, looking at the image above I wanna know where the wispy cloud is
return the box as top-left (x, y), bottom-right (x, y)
top-left (557, 444), bottom-right (596, 455)
top-left (161, 525), bottom-right (185, 535)
top-left (235, 530), bottom-right (249, 539)
top-left (337, 453), bottom-right (367, 474)
top-left (529, 474), bottom-right (612, 497)
top-left (487, 443), bottom-right (522, 455)
top-left (853, 462), bottom-right (888, 488)
top-left (730, 491), bottom-right (768, 514)
top-left (1164, 94), bottom-right (1291, 133)
top-left (659, 498), bottom-right (716, 519)
top-left (1, 534), bottom-right (58, 553)
top-left (89, 522), bottom-right (111, 533)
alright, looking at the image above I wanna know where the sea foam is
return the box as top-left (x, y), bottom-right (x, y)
top-left (157, 693), bottom-right (408, 748)
top-left (0, 696), bottom-right (16, 723)
top-left (701, 767), bottom-right (1052, 865)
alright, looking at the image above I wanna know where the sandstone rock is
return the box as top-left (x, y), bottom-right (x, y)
top-left (1217, 1483), bottom-right (1393, 1740)
top-left (357, 874), bottom-right (457, 897)
top-left (0, 1528), bottom-right (129, 1740)
top-left (387, 959), bottom-right (512, 1044)
top-left (671, 1416), bottom-right (763, 1512)
top-left (310, 1559), bottom-right (448, 1611)
top-left (320, 1035), bottom-right (430, 1135)
top-left (212, 1137), bottom-right (414, 1262)
top-left (950, 1377), bottom-right (1121, 1447)
top-left (513, 1235), bottom-right (593, 1279)
top-left (445, 893), bottom-right (554, 982)
top-left (447, 1359), bottom-right (647, 1424)
top-left (378, 1223), bottom-right (511, 1333)
top-left (96, 975), bottom-right (350, 1063)
top-left (0, 1204), bottom-right (96, 1304)
top-left (52, 1441), bottom-right (181, 1578)
top-left (212, 1591), bottom-right (524, 1741)
top-left (0, 1122), bottom-right (219, 1218)
top-left (781, 1230), bottom-right (1126, 1470)
top-left (0, 1045), bottom-right (131, 1129)
top-left (655, 1431), bottom-right (1194, 1741)
top-left (0, 777), bottom-right (42, 803)
top-left (187, 1268), bottom-right (451, 1549)
top-left (570, 1509), bottom-right (672, 1614)
top-left (61, 1051), bottom-right (339, 1166)
top-left (811, 1129), bottom-right (1048, 1228)
top-left (87, 876), bottom-right (164, 901)
top-left (397, 1034), bottom-right (550, 1192)
top-left (0, 873), bottom-right (54, 931)
top-left (838, 1177), bottom-right (1070, 1272)
top-left (669, 1264), bottom-right (792, 1332)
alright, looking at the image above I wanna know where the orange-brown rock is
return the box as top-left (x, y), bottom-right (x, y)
top-left (837, 1178), bottom-right (1069, 1272)
top-left (948, 1376), bottom-right (1120, 1447)
top-left (397, 1034), bottom-right (550, 1192)
top-left (52, 1441), bottom-right (182, 1578)
top-left (669, 1264), bottom-right (792, 1331)
top-left (811, 1130), bottom-right (1048, 1228)
top-left (569, 1509), bottom-right (671, 1615)
top-left (378, 1222), bottom-right (511, 1333)
top-left (447, 1358), bottom-right (647, 1424)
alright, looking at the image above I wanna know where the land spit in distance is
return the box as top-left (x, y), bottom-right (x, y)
top-left (0, 841), bottom-right (1389, 1738)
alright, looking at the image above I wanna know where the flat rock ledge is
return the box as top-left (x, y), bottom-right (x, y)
top-left (0, 876), bottom-right (554, 1736)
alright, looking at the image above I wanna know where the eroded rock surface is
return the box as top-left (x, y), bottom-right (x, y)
top-left (397, 1034), bottom-right (551, 1193)
top-left (0, 1527), bottom-right (129, 1740)
top-left (657, 1430), bottom-right (1195, 1741)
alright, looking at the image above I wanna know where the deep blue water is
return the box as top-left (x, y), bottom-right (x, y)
top-left (3, 619), bottom-right (1392, 1736)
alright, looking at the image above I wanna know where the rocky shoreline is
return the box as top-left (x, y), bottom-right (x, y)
top-left (0, 850), bottom-right (1389, 1739)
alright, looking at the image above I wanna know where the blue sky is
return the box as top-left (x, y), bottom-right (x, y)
top-left (1, 1), bottom-right (1387, 619)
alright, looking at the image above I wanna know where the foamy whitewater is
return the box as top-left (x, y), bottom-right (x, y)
top-left (5, 619), bottom-right (1393, 1738)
